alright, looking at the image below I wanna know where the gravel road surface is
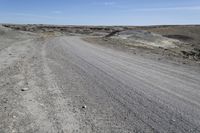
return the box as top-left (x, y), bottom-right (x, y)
top-left (1, 34), bottom-right (200, 133)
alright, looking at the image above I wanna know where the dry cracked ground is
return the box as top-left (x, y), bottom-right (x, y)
top-left (0, 25), bottom-right (200, 133)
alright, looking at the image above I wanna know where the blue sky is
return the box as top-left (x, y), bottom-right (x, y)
top-left (0, 0), bottom-right (200, 25)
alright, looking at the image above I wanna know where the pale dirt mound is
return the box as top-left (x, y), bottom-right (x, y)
top-left (0, 25), bottom-right (35, 51)
top-left (0, 25), bottom-right (34, 40)
top-left (112, 30), bottom-right (180, 49)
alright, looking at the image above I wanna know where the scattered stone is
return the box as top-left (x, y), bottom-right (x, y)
top-left (12, 129), bottom-right (17, 133)
top-left (32, 56), bottom-right (37, 59)
top-left (21, 88), bottom-right (29, 91)
top-left (82, 105), bottom-right (87, 109)
top-left (2, 98), bottom-right (8, 103)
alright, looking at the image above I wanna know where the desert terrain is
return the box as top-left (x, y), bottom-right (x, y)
top-left (0, 24), bottom-right (200, 133)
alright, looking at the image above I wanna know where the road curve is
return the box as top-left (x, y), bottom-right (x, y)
top-left (43, 36), bottom-right (200, 132)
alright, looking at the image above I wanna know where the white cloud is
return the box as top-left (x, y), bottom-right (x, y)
top-left (103, 2), bottom-right (115, 6)
top-left (131, 6), bottom-right (200, 12)
top-left (92, 1), bottom-right (116, 7)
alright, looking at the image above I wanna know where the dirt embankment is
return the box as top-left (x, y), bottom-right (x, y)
top-left (84, 26), bottom-right (200, 65)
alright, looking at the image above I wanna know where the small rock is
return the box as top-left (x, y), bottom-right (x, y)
top-left (12, 129), bottom-right (17, 133)
top-left (21, 88), bottom-right (29, 91)
top-left (182, 62), bottom-right (186, 64)
top-left (2, 98), bottom-right (8, 103)
top-left (32, 56), bottom-right (37, 59)
top-left (82, 105), bottom-right (87, 109)
top-left (172, 119), bottom-right (176, 122)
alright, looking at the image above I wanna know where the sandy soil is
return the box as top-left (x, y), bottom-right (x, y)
top-left (0, 25), bottom-right (200, 133)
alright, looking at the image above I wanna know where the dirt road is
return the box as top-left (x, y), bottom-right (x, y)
top-left (1, 34), bottom-right (200, 132)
